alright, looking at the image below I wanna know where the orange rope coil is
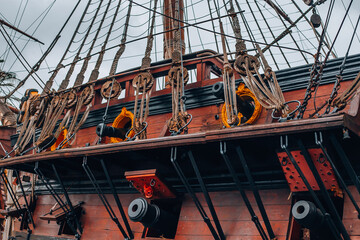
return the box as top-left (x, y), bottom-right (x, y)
top-left (110, 107), bottom-right (135, 143)
top-left (221, 83), bottom-right (262, 128)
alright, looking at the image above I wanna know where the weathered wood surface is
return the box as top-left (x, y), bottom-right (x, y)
top-left (12, 187), bottom-right (360, 239)
top-left (13, 189), bottom-right (292, 239)
top-left (0, 114), bottom-right (348, 168)
top-left (0, 126), bottom-right (15, 157)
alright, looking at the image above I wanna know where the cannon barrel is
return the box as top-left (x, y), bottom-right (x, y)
top-left (292, 200), bottom-right (334, 239)
top-left (128, 198), bottom-right (176, 235)
top-left (96, 123), bottom-right (127, 139)
top-left (212, 82), bottom-right (255, 120)
top-left (292, 200), bottom-right (324, 229)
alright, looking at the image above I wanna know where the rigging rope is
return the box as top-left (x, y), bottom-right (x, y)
top-left (312, 12), bottom-right (360, 115)
top-left (97, 1), bottom-right (132, 143)
top-left (1, 0), bottom-right (28, 69)
top-left (167, 0), bottom-right (191, 135)
top-left (264, 2), bottom-right (309, 65)
top-left (109, 1), bottom-right (132, 76)
top-left (241, 44), bottom-right (290, 120)
top-left (219, 21), bottom-right (238, 126)
top-left (88, 0), bottom-right (123, 82)
top-left (59, 0), bottom-right (104, 91)
top-left (131, 0), bottom-right (158, 140)
top-left (45, 0), bottom-right (93, 94)
top-left (251, 0), bottom-right (290, 68)
top-left (296, 0), bottom-right (336, 119)
top-left (298, 0), bottom-right (355, 118)
top-left (63, 86), bottom-right (94, 147)
top-left (6, 0), bottom-right (56, 72)
top-left (73, 0), bottom-right (113, 87)
top-left (0, 26), bottom-right (44, 93)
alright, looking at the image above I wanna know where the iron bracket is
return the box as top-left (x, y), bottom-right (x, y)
top-left (82, 156), bottom-right (133, 239)
top-left (329, 133), bottom-right (360, 195)
top-left (0, 168), bottom-right (35, 232)
top-left (232, 143), bottom-right (276, 240)
top-left (297, 137), bottom-right (350, 240)
top-left (280, 135), bottom-right (342, 240)
top-left (315, 132), bottom-right (360, 218)
top-left (170, 147), bottom-right (222, 240)
top-left (219, 141), bottom-right (268, 240)
top-left (34, 162), bottom-right (82, 239)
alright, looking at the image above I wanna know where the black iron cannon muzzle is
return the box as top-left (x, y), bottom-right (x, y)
top-left (212, 82), bottom-right (255, 120)
top-left (292, 200), bottom-right (334, 239)
top-left (128, 198), bottom-right (176, 236)
top-left (96, 123), bottom-right (128, 139)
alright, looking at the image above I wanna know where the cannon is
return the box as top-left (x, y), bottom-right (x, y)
top-left (292, 200), bottom-right (334, 239)
top-left (128, 198), bottom-right (177, 237)
top-left (96, 123), bottom-right (128, 139)
top-left (212, 82), bottom-right (255, 120)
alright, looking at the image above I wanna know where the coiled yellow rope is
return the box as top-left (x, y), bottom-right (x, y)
top-left (110, 107), bottom-right (134, 143)
top-left (221, 83), bottom-right (262, 127)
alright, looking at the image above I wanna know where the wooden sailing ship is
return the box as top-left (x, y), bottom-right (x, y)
top-left (0, 0), bottom-right (360, 239)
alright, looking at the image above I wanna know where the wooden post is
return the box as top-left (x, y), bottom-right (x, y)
top-left (163, 0), bottom-right (185, 59)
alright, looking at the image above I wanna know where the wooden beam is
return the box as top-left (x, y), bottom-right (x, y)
top-left (0, 115), bottom-right (349, 168)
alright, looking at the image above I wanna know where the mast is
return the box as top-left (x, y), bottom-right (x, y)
top-left (163, 0), bottom-right (185, 59)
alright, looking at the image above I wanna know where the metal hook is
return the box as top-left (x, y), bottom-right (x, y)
top-left (170, 146), bottom-right (177, 163)
top-left (314, 131), bottom-right (323, 145)
top-left (170, 113), bottom-right (193, 136)
top-left (125, 121), bottom-right (148, 141)
top-left (280, 135), bottom-right (288, 149)
top-left (219, 141), bottom-right (227, 155)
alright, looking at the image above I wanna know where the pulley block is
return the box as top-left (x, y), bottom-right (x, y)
top-left (234, 54), bottom-right (260, 76)
top-left (311, 13), bottom-right (322, 28)
top-left (168, 66), bottom-right (189, 87)
top-left (133, 71), bottom-right (154, 93)
top-left (29, 94), bottom-right (41, 116)
top-left (65, 90), bottom-right (77, 109)
top-left (80, 85), bottom-right (94, 105)
top-left (303, 0), bottom-right (313, 5)
top-left (51, 94), bottom-right (62, 108)
top-left (100, 80), bottom-right (122, 99)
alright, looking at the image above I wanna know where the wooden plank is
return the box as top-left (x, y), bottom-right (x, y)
top-left (13, 232), bottom-right (74, 240)
top-left (0, 115), bottom-right (348, 168)
top-left (14, 190), bottom-right (293, 239)
top-left (205, 114), bottom-right (345, 142)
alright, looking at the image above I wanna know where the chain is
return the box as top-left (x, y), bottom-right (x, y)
top-left (296, 61), bottom-right (322, 119)
top-left (310, 8), bottom-right (359, 117)
top-left (324, 75), bottom-right (342, 114)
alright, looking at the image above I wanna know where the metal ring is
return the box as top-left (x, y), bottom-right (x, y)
top-left (272, 100), bottom-right (301, 120)
top-left (170, 113), bottom-right (193, 136)
top-left (150, 179), bottom-right (156, 187)
top-left (281, 157), bottom-right (288, 166)
top-left (317, 153), bottom-right (326, 164)
top-left (125, 122), bottom-right (148, 141)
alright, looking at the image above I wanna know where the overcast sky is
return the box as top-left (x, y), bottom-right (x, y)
top-left (0, 0), bottom-right (359, 106)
